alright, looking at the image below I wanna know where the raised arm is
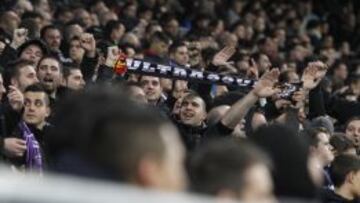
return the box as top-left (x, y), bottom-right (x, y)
top-left (221, 69), bottom-right (280, 129)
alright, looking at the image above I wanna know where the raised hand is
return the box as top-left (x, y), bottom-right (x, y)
top-left (80, 33), bottom-right (96, 57)
top-left (7, 86), bottom-right (24, 112)
top-left (252, 68), bottom-right (280, 98)
top-left (11, 28), bottom-right (28, 49)
top-left (212, 46), bottom-right (236, 66)
top-left (302, 61), bottom-right (328, 90)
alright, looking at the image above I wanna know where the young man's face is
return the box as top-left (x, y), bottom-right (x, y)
top-left (69, 39), bottom-right (85, 63)
top-left (66, 69), bottom-right (85, 90)
top-left (315, 132), bottom-right (334, 166)
top-left (140, 76), bottom-right (163, 103)
top-left (44, 28), bottom-right (61, 51)
top-left (152, 41), bottom-right (169, 57)
top-left (172, 46), bottom-right (189, 66)
top-left (20, 45), bottom-right (43, 65)
top-left (346, 120), bottom-right (360, 148)
top-left (180, 96), bottom-right (207, 126)
top-left (37, 58), bottom-right (62, 93)
top-left (23, 91), bottom-right (50, 129)
top-left (13, 65), bottom-right (39, 92)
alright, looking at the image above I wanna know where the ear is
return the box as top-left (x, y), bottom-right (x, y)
top-left (347, 171), bottom-right (356, 185)
top-left (136, 158), bottom-right (162, 188)
top-left (45, 106), bottom-right (51, 118)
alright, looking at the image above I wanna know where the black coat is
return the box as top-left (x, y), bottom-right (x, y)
top-left (321, 188), bottom-right (360, 203)
top-left (175, 121), bottom-right (233, 151)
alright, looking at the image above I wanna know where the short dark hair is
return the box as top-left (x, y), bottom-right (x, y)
top-left (169, 41), bottom-right (187, 55)
top-left (151, 31), bottom-right (171, 45)
top-left (330, 133), bottom-right (356, 155)
top-left (17, 39), bottom-right (49, 57)
top-left (62, 64), bottom-right (80, 79)
top-left (188, 138), bottom-right (271, 195)
top-left (104, 20), bottom-right (124, 41)
top-left (21, 11), bottom-right (43, 20)
top-left (24, 83), bottom-right (50, 106)
top-left (37, 55), bottom-right (63, 72)
top-left (302, 127), bottom-right (329, 147)
top-left (182, 92), bottom-right (207, 112)
top-left (47, 86), bottom-right (172, 181)
top-left (7, 59), bottom-right (35, 79)
top-left (345, 116), bottom-right (360, 129)
top-left (250, 124), bottom-right (317, 198)
top-left (330, 155), bottom-right (360, 187)
top-left (40, 25), bottom-right (61, 39)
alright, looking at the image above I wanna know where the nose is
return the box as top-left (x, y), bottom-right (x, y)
top-left (146, 84), bottom-right (154, 90)
top-left (30, 53), bottom-right (36, 60)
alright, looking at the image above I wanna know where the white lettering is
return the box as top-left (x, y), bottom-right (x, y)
top-left (189, 70), bottom-right (204, 79)
top-left (173, 67), bottom-right (187, 78)
top-left (207, 73), bottom-right (220, 82)
top-left (222, 76), bottom-right (234, 84)
top-left (157, 64), bottom-right (172, 74)
top-left (142, 62), bottom-right (155, 72)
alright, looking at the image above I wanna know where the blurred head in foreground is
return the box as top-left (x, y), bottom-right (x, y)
top-left (48, 85), bottom-right (187, 192)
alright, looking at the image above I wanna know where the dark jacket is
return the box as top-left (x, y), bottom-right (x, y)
top-left (175, 121), bottom-right (233, 151)
top-left (80, 54), bottom-right (98, 83)
top-left (321, 188), bottom-right (360, 203)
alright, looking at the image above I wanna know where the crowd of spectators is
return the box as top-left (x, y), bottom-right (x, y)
top-left (0, 0), bottom-right (359, 202)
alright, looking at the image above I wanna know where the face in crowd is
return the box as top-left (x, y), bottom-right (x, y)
top-left (65, 69), bottom-right (85, 90)
top-left (20, 44), bottom-right (43, 66)
top-left (179, 94), bottom-right (207, 127)
top-left (37, 57), bottom-right (62, 94)
top-left (69, 38), bottom-right (85, 64)
top-left (12, 64), bottom-right (39, 92)
top-left (171, 46), bottom-right (189, 66)
top-left (346, 119), bottom-right (360, 149)
top-left (313, 131), bottom-right (334, 166)
top-left (23, 89), bottom-right (50, 129)
top-left (43, 28), bottom-right (62, 51)
top-left (140, 76), bottom-right (163, 104)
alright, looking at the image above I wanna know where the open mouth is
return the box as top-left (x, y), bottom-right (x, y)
top-left (182, 111), bottom-right (194, 120)
top-left (43, 77), bottom-right (54, 85)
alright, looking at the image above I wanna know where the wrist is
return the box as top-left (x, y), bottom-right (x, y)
top-left (249, 90), bottom-right (260, 100)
